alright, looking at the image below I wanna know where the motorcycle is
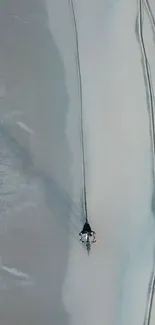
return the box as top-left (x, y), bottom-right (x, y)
top-left (79, 222), bottom-right (96, 255)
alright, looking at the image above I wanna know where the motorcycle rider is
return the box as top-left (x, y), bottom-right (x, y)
top-left (79, 222), bottom-right (96, 243)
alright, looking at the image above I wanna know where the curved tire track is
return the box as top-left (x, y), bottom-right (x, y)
top-left (136, 1), bottom-right (155, 324)
top-left (144, 0), bottom-right (155, 38)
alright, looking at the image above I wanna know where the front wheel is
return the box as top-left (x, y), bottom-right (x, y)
top-left (86, 238), bottom-right (91, 254)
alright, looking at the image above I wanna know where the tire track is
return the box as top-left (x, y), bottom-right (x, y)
top-left (137, 0), bottom-right (155, 182)
top-left (144, 0), bottom-right (155, 37)
top-left (136, 1), bottom-right (155, 324)
top-left (68, 0), bottom-right (89, 224)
